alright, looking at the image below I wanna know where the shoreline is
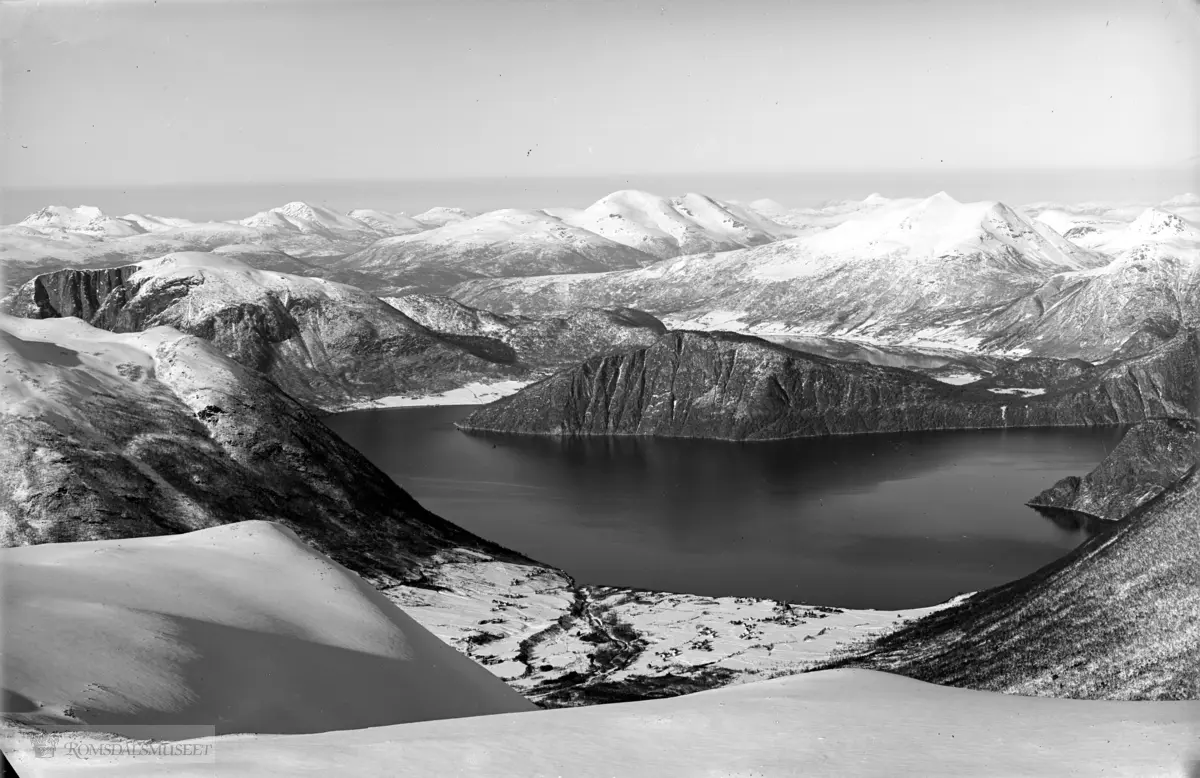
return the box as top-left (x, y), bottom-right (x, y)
top-left (659, 316), bottom-right (1046, 360)
top-left (332, 379), bottom-right (534, 412)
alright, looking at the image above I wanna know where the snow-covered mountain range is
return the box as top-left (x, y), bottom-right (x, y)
top-left (451, 192), bottom-right (1200, 361)
top-left (546, 190), bottom-right (796, 258)
top-left (5, 190), bottom-right (1197, 364)
top-left (1, 192), bottom-right (794, 299)
top-left (979, 206), bottom-right (1200, 359)
top-left (332, 208), bottom-right (657, 292)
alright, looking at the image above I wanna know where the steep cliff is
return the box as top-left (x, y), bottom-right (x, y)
top-left (828, 469), bottom-right (1200, 700)
top-left (14, 254), bottom-right (525, 411)
top-left (0, 315), bottom-right (536, 584)
top-left (19, 264), bottom-right (141, 324)
top-left (458, 330), bottom-right (1197, 441)
top-left (1027, 418), bottom-right (1197, 521)
top-left (385, 293), bottom-right (667, 368)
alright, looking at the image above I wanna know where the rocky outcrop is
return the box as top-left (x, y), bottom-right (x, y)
top-left (1027, 419), bottom-right (1197, 521)
top-left (827, 469), bottom-right (1200, 700)
top-left (0, 316), bottom-right (536, 585)
top-left (500, 308), bottom-right (667, 367)
top-left (13, 254), bottom-right (526, 411)
top-left (385, 293), bottom-right (668, 368)
top-left (22, 264), bottom-right (140, 324)
top-left (973, 355), bottom-right (1097, 388)
top-left (385, 293), bottom-right (519, 339)
top-left (458, 330), bottom-right (1198, 441)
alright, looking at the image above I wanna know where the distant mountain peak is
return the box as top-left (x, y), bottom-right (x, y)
top-left (236, 201), bottom-right (379, 236)
top-left (590, 189), bottom-right (673, 213)
top-left (1161, 193), bottom-right (1200, 208)
top-left (672, 192), bottom-right (721, 208)
top-left (1130, 207), bottom-right (1197, 238)
top-left (22, 204), bottom-right (107, 225)
top-left (923, 191), bottom-right (962, 207)
top-left (239, 208), bottom-right (301, 231)
top-left (412, 207), bottom-right (478, 227)
top-left (18, 205), bottom-right (146, 237)
top-left (796, 193), bottom-right (1095, 273)
top-left (563, 189), bottom-right (790, 258)
top-left (747, 198), bottom-right (789, 212)
top-left (347, 208), bottom-right (425, 235)
top-left (274, 201), bottom-right (324, 220)
top-left (887, 193), bottom-right (979, 232)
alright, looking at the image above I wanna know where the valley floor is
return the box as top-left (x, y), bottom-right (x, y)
top-left (385, 551), bottom-right (968, 706)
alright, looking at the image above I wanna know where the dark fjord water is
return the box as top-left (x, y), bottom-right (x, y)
top-left (325, 406), bottom-right (1125, 609)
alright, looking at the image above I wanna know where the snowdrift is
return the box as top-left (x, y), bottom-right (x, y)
top-left (0, 521), bottom-right (535, 737)
top-left (7, 669), bottom-right (1196, 776)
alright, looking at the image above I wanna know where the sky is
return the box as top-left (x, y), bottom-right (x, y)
top-left (2, 0), bottom-right (1198, 213)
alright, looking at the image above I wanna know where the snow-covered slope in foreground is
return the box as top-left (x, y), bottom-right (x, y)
top-left (8, 670), bottom-right (1196, 777)
top-left (0, 521), bottom-right (535, 738)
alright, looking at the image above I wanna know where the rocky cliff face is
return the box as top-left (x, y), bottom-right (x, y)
top-left (385, 293), bottom-right (667, 368)
top-left (829, 468), bottom-right (1200, 700)
top-left (1027, 419), bottom-right (1197, 522)
top-left (14, 254), bottom-right (525, 411)
top-left (458, 330), bottom-right (1198, 441)
top-left (21, 264), bottom-right (141, 324)
top-left (0, 315), bottom-right (535, 584)
top-left (500, 308), bottom-right (667, 367)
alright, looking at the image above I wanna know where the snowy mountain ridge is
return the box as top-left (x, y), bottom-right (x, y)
top-left (19, 205), bottom-right (148, 237)
top-left (754, 192), bottom-right (1100, 282)
top-left (554, 188), bottom-right (795, 258)
top-left (8, 192), bottom-right (1199, 350)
